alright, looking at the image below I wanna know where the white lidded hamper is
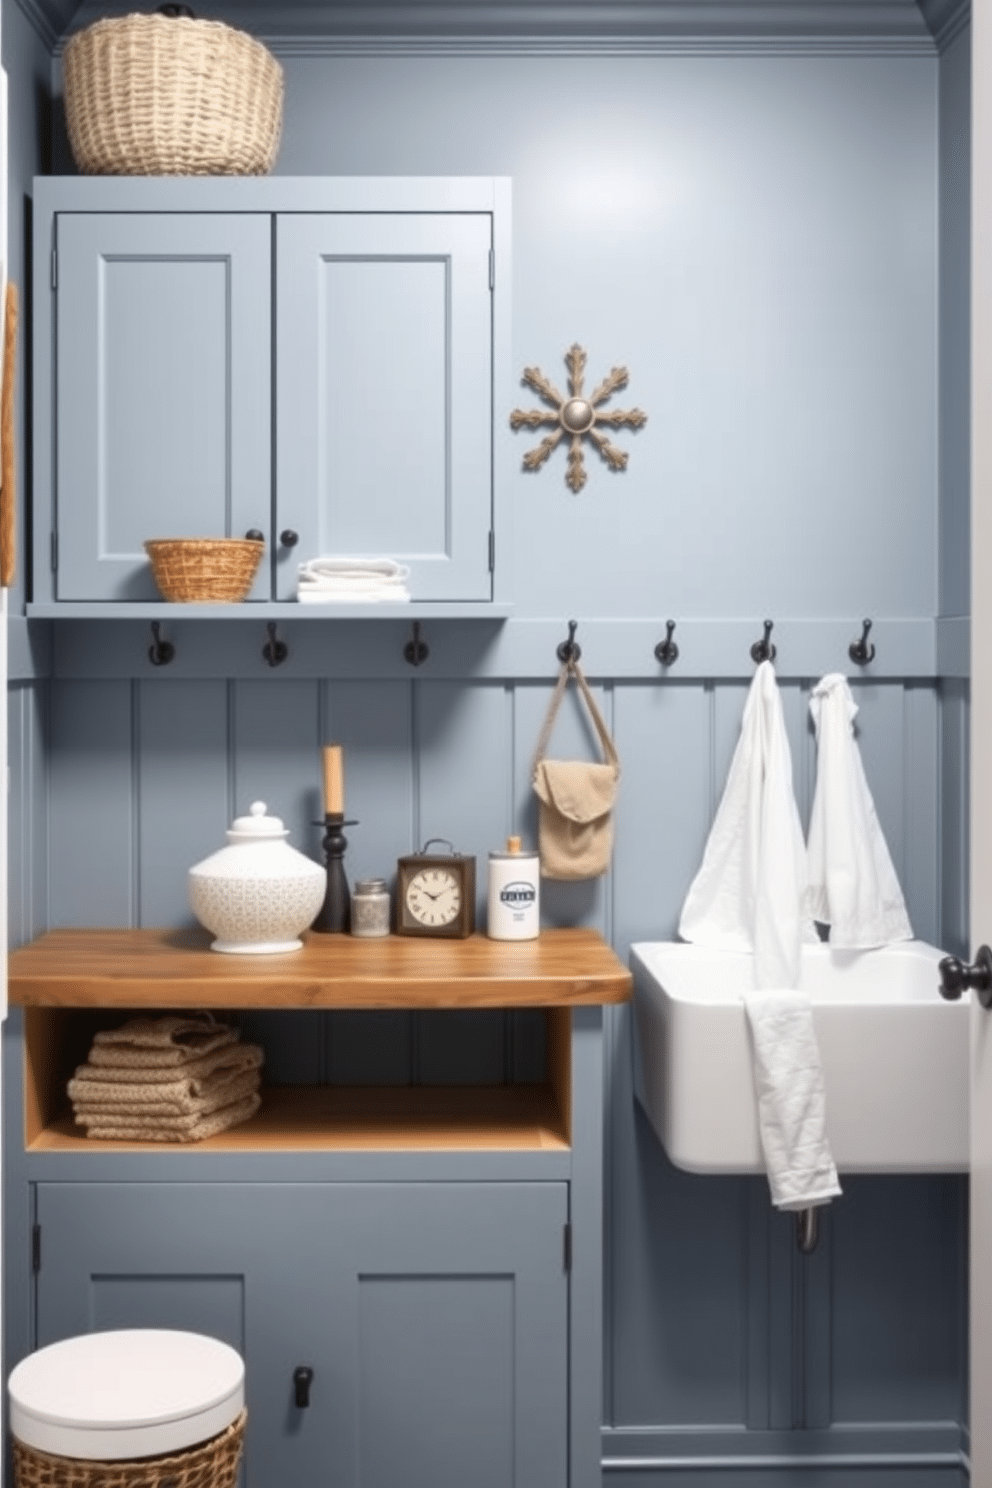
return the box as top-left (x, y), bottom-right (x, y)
top-left (8, 1330), bottom-right (245, 1474)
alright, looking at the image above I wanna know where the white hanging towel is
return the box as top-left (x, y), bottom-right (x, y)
top-left (743, 992), bottom-right (842, 1209)
top-left (679, 659), bottom-right (816, 989)
top-left (806, 673), bottom-right (913, 948)
top-left (679, 661), bottom-right (840, 1208)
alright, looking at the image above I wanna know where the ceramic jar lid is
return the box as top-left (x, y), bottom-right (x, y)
top-left (227, 801), bottom-right (287, 839)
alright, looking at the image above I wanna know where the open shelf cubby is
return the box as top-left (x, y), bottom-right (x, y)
top-left (22, 1005), bottom-right (573, 1154)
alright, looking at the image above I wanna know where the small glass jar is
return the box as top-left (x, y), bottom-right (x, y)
top-left (350, 877), bottom-right (391, 938)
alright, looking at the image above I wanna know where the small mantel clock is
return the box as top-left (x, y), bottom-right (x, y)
top-left (396, 839), bottom-right (476, 938)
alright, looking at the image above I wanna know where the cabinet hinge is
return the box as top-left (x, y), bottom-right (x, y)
top-left (32, 1224), bottom-right (41, 1273)
top-left (488, 531), bottom-right (495, 572)
top-left (50, 531), bottom-right (58, 573)
top-left (489, 248), bottom-right (494, 291)
top-left (51, 249), bottom-right (57, 291)
top-left (563, 1223), bottom-right (571, 1272)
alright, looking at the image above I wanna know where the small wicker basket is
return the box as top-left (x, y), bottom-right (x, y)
top-left (144, 538), bottom-right (264, 603)
top-left (62, 9), bottom-right (283, 176)
top-left (12, 1409), bottom-right (247, 1488)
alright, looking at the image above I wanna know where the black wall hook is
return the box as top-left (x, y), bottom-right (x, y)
top-left (848, 618), bottom-right (875, 665)
top-left (557, 620), bottom-right (582, 664)
top-left (262, 622), bottom-right (288, 667)
top-left (750, 619), bottom-right (777, 664)
top-left (148, 622), bottom-right (174, 667)
top-left (404, 621), bottom-right (429, 667)
top-left (654, 620), bottom-right (679, 666)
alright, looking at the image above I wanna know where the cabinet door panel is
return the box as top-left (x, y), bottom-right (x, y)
top-left (277, 214), bottom-right (493, 602)
top-left (34, 1184), bottom-right (330, 1488)
top-left (324, 1183), bottom-right (568, 1488)
top-left (56, 214), bottom-right (271, 600)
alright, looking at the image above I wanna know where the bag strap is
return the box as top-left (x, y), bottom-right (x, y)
top-left (532, 660), bottom-right (619, 775)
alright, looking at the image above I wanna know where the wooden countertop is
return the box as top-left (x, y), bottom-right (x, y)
top-left (8, 927), bottom-right (632, 1009)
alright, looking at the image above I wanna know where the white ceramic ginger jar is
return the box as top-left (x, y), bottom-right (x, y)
top-left (188, 801), bottom-right (326, 954)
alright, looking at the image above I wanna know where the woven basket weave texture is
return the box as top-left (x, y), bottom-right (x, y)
top-left (63, 13), bottom-right (283, 176)
top-left (144, 538), bottom-right (264, 603)
top-left (12, 1408), bottom-right (246, 1488)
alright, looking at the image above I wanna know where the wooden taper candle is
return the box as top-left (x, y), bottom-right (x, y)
top-left (322, 744), bottom-right (343, 815)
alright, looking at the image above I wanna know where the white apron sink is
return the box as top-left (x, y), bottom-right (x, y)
top-left (630, 940), bottom-right (968, 1175)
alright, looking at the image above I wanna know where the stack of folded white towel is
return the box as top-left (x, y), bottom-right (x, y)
top-left (296, 557), bottom-right (411, 604)
top-left (678, 661), bottom-right (913, 1213)
top-left (69, 1015), bottom-right (264, 1143)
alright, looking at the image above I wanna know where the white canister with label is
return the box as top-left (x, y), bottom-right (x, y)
top-left (487, 837), bottom-right (540, 940)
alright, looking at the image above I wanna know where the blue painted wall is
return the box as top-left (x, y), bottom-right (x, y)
top-left (3, 3), bottom-right (973, 1482)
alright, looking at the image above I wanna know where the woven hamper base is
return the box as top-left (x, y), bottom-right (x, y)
top-left (12, 1409), bottom-right (246, 1488)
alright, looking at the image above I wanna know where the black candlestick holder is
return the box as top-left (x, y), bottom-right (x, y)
top-left (311, 813), bottom-right (358, 933)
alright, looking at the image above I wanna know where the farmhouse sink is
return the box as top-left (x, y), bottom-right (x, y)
top-left (630, 940), bottom-right (968, 1175)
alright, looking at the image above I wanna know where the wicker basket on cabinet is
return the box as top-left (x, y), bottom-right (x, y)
top-left (144, 538), bottom-right (265, 603)
top-left (62, 9), bottom-right (283, 176)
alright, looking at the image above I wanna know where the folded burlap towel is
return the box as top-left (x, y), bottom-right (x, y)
top-left (77, 1090), bottom-right (262, 1143)
top-left (70, 1065), bottom-right (261, 1119)
top-left (88, 1016), bottom-right (238, 1068)
top-left (71, 1041), bottom-right (263, 1090)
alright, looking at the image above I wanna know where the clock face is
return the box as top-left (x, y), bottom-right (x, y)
top-left (404, 867), bottom-right (462, 928)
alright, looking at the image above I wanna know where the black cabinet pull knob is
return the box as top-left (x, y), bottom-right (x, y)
top-left (293, 1365), bottom-right (313, 1408)
top-left (938, 946), bottom-right (992, 1009)
top-left (245, 529), bottom-right (265, 543)
top-left (280, 529), bottom-right (299, 548)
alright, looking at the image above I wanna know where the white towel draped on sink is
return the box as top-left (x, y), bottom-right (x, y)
top-left (743, 992), bottom-right (842, 1210)
top-left (806, 673), bottom-right (913, 949)
top-left (679, 661), bottom-right (839, 1210)
top-left (678, 660), bottom-right (816, 988)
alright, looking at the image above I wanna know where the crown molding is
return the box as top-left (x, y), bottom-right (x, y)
top-left (918, 0), bottom-right (969, 50)
top-left (11, 0), bottom-right (72, 50)
top-left (60, 1), bottom-right (938, 56)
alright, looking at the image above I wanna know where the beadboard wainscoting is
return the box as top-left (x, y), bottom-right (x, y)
top-left (6, 659), bottom-right (970, 1481)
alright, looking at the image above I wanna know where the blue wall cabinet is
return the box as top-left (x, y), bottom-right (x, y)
top-left (53, 213), bottom-right (272, 602)
top-left (32, 1181), bottom-right (567, 1488)
top-left (32, 178), bottom-right (509, 613)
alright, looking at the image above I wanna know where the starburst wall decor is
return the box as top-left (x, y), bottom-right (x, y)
top-left (509, 343), bottom-right (647, 493)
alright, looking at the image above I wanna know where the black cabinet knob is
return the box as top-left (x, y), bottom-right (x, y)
top-left (293, 1365), bottom-right (313, 1408)
top-left (280, 529), bottom-right (299, 548)
top-left (938, 946), bottom-right (992, 1009)
top-left (245, 529), bottom-right (265, 543)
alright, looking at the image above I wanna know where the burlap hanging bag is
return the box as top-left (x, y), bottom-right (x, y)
top-left (532, 660), bottom-right (620, 880)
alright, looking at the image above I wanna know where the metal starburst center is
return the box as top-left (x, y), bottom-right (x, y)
top-left (509, 343), bottom-right (647, 493)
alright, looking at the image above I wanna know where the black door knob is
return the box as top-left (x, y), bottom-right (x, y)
top-left (245, 529), bottom-right (265, 543)
top-left (280, 529), bottom-right (299, 548)
top-left (938, 945), bottom-right (992, 1008)
top-left (293, 1365), bottom-right (313, 1408)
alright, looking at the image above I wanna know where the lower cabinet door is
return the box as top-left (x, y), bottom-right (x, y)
top-left (317, 1182), bottom-right (569, 1488)
top-left (34, 1183), bottom-right (329, 1488)
top-left (33, 1181), bottom-right (568, 1488)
